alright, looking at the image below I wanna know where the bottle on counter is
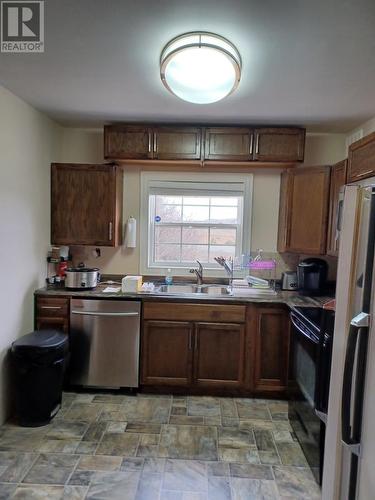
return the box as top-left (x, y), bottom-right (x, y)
top-left (165, 268), bottom-right (173, 285)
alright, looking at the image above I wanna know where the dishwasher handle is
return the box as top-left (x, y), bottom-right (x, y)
top-left (71, 310), bottom-right (139, 317)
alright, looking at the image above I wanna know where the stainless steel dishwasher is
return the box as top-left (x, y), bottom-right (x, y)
top-left (69, 299), bottom-right (141, 388)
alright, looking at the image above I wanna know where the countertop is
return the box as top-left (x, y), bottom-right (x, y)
top-left (35, 284), bottom-right (332, 308)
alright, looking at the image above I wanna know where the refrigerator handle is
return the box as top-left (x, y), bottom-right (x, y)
top-left (341, 312), bottom-right (369, 456)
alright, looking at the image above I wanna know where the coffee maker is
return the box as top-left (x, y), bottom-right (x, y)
top-left (297, 258), bottom-right (328, 295)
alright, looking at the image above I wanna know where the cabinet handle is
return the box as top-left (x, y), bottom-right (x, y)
top-left (153, 133), bottom-right (157, 154)
top-left (40, 306), bottom-right (62, 310)
top-left (188, 331), bottom-right (192, 350)
top-left (358, 170), bottom-right (373, 178)
top-left (108, 221), bottom-right (113, 241)
top-left (255, 134), bottom-right (260, 155)
top-left (148, 133), bottom-right (152, 153)
top-left (194, 331), bottom-right (198, 350)
top-left (249, 134), bottom-right (253, 156)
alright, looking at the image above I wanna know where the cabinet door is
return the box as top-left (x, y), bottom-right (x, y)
top-left (277, 170), bottom-right (293, 253)
top-left (141, 321), bottom-right (193, 387)
top-left (253, 306), bottom-right (290, 392)
top-left (36, 317), bottom-right (69, 334)
top-left (193, 322), bottom-right (246, 389)
top-left (153, 127), bottom-right (202, 160)
top-left (204, 128), bottom-right (253, 161)
top-left (285, 166), bottom-right (331, 254)
top-left (104, 125), bottom-right (153, 159)
top-left (51, 163), bottom-right (122, 246)
top-left (327, 160), bottom-right (347, 256)
top-left (348, 132), bottom-right (375, 182)
top-left (253, 128), bottom-right (305, 162)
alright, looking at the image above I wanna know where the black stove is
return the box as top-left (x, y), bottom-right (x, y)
top-left (288, 305), bottom-right (335, 485)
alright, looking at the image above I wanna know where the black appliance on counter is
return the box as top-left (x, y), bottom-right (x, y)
top-left (297, 258), bottom-right (328, 296)
top-left (288, 306), bottom-right (335, 485)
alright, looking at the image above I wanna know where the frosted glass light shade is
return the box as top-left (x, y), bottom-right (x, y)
top-left (160, 32), bottom-right (241, 104)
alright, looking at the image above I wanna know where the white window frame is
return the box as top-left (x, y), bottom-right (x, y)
top-left (140, 171), bottom-right (253, 276)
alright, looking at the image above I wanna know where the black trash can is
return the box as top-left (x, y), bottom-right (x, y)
top-left (11, 330), bottom-right (69, 427)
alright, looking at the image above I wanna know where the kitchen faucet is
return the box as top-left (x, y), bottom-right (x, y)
top-left (189, 260), bottom-right (204, 286)
top-left (214, 256), bottom-right (234, 288)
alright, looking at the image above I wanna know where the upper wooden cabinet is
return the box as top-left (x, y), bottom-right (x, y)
top-left (104, 124), bottom-right (306, 164)
top-left (327, 160), bottom-right (347, 256)
top-left (348, 132), bottom-right (375, 182)
top-left (253, 128), bottom-right (305, 162)
top-left (277, 166), bottom-right (331, 254)
top-left (104, 125), bottom-right (152, 160)
top-left (154, 127), bottom-right (202, 160)
top-left (204, 128), bottom-right (253, 161)
top-left (51, 163), bottom-right (123, 246)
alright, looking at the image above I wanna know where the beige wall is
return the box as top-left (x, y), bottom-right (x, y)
top-left (349, 116), bottom-right (375, 137)
top-left (0, 86), bottom-right (61, 423)
top-left (60, 129), bottom-right (346, 276)
top-left (304, 132), bottom-right (346, 165)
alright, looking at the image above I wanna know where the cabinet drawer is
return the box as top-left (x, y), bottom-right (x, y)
top-left (36, 297), bottom-right (69, 317)
top-left (143, 302), bottom-right (246, 323)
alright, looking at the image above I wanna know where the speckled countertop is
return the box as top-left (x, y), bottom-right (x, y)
top-left (35, 284), bottom-right (332, 309)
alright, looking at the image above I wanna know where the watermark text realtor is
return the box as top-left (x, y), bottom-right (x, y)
top-left (1, 0), bottom-right (44, 52)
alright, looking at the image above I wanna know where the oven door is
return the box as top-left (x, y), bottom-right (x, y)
top-left (289, 312), bottom-right (324, 484)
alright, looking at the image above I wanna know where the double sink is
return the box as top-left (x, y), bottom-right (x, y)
top-left (156, 284), bottom-right (231, 296)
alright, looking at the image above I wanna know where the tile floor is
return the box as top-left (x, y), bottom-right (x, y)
top-left (0, 393), bottom-right (321, 499)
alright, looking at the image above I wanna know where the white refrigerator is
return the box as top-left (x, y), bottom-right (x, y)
top-left (322, 181), bottom-right (375, 500)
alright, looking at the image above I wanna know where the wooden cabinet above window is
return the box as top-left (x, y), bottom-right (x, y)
top-left (253, 128), bottom-right (305, 162)
top-left (104, 124), bottom-right (306, 166)
top-left (204, 128), bottom-right (253, 161)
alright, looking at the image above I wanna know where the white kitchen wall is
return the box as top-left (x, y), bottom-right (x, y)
top-left (60, 128), bottom-right (346, 276)
top-left (0, 86), bottom-right (62, 423)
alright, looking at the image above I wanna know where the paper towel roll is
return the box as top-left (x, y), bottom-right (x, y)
top-left (126, 216), bottom-right (137, 248)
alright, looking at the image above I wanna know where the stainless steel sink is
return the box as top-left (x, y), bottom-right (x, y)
top-left (199, 285), bottom-right (230, 296)
top-left (156, 284), bottom-right (231, 296)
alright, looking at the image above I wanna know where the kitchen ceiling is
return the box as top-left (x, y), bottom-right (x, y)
top-left (0, 0), bottom-right (374, 131)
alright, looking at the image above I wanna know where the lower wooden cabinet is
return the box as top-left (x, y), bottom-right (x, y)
top-left (193, 323), bottom-right (245, 389)
top-left (35, 296), bottom-right (69, 334)
top-left (251, 305), bottom-right (290, 392)
top-left (141, 302), bottom-right (248, 392)
top-left (141, 302), bottom-right (290, 395)
top-left (141, 321), bottom-right (193, 387)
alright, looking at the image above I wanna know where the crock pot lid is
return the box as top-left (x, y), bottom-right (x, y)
top-left (66, 267), bottom-right (99, 272)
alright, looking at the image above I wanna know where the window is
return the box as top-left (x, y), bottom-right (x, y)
top-left (140, 172), bottom-right (253, 273)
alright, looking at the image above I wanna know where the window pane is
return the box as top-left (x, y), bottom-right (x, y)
top-left (209, 245), bottom-right (236, 262)
top-left (210, 228), bottom-right (237, 245)
top-left (181, 245), bottom-right (209, 262)
top-left (156, 204), bottom-right (182, 223)
top-left (211, 197), bottom-right (239, 206)
top-left (183, 205), bottom-right (210, 222)
top-left (155, 226), bottom-right (181, 244)
top-left (182, 227), bottom-right (209, 244)
top-left (210, 206), bottom-right (238, 223)
top-left (155, 244), bottom-right (180, 262)
top-left (156, 196), bottom-right (182, 208)
top-left (183, 196), bottom-right (210, 206)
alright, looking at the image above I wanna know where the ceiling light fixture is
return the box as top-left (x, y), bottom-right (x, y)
top-left (160, 31), bottom-right (242, 104)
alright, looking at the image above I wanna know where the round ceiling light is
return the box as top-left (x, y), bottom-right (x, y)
top-left (160, 32), bottom-right (242, 104)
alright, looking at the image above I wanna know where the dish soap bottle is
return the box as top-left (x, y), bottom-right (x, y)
top-left (165, 268), bottom-right (173, 285)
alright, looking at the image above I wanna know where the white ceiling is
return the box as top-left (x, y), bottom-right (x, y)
top-left (0, 0), bottom-right (374, 131)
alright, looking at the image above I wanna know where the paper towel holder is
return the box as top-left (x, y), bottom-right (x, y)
top-left (125, 216), bottom-right (137, 248)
